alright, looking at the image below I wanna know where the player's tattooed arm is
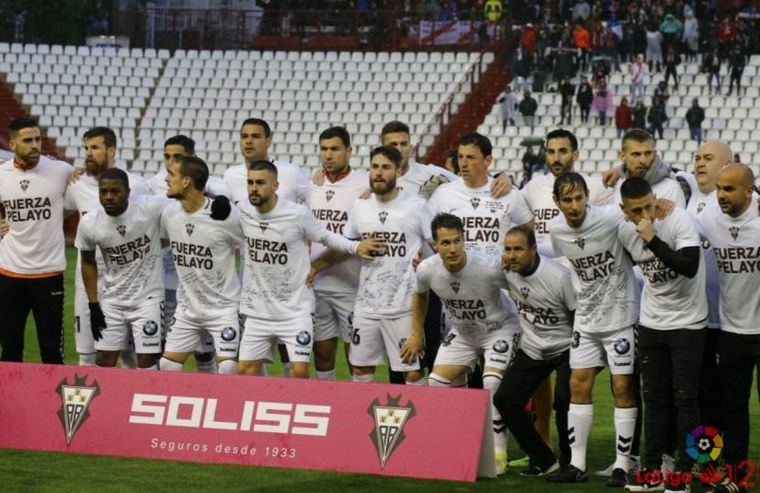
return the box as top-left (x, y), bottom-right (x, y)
top-left (402, 291), bottom-right (428, 363)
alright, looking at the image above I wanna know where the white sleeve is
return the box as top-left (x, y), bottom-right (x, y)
top-left (417, 203), bottom-right (433, 243)
top-left (302, 208), bottom-right (358, 254)
top-left (435, 166), bottom-right (458, 183)
top-left (414, 261), bottom-right (432, 294)
top-left (74, 219), bottom-right (95, 251)
top-left (295, 167), bottom-right (311, 206)
top-left (205, 176), bottom-right (231, 198)
top-left (550, 231), bottom-right (563, 258)
top-left (560, 269), bottom-right (577, 312)
top-left (344, 201), bottom-right (361, 240)
top-left (129, 174), bottom-right (152, 196)
top-left (672, 211), bottom-right (701, 250)
top-left (159, 207), bottom-right (169, 240)
top-left (63, 186), bottom-right (77, 212)
top-left (225, 207), bottom-right (245, 245)
top-left (508, 189), bottom-right (535, 225)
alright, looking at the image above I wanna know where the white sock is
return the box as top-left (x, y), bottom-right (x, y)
top-left (613, 407), bottom-right (637, 471)
top-left (138, 363), bottom-right (158, 370)
top-left (483, 372), bottom-right (507, 454)
top-left (428, 373), bottom-right (452, 387)
top-left (352, 373), bottom-right (373, 383)
top-left (283, 362), bottom-right (291, 378)
top-left (218, 359), bottom-right (237, 374)
top-left (568, 403), bottom-right (594, 471)
top-left (315, 369), bottom-right (336, 380)
top-left (78, 353), bottom-right (96, 366)
top-left (405, 376), bottom-right (427, 385)
top-left (196, 359), bottom-right (218, 374)
top-left (159, 357), bottom-right (183, 372)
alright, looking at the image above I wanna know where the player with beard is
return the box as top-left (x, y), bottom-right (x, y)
top-left (341, 146), bottom-right (432, 385)
top-left (64, 127), bottom-right (150, 366)
top-left (0, 119), bottom-right (73, 364)
top-left (237, 160), bottom-right (381, 378)
top-left (414, 213), bottom-right (521, 474)
top-left (546, 172), bottom-right (639, 486)
top-left (158, 156), bottom-right (242, 375)
top-left (697, 164), bottom-right (760, 493)
top-left (75, 168), bottom-right (166, 369)
top-left (309, 127), bottom-right (367, 380)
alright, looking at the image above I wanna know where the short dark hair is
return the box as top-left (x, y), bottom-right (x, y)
top-left (241, 118), bottom-right (272, 138)
top-left (447, 149), bottom-right (460, 174)
top-left (164, 134), bottom-right (195, 154)
top-left (381, 121), bottom-right (410, 138)
top-left (83, 127), bottom-right (117, 148)
top-left (431, 213), bottom-right (464, 241)
top-left (622, 128), bottom-right (654, 149)
top-left (458, 133), bottom-right (493, 157)
top-left (506, 225), bottom-right (537, 248)
top-left (176, 155), bottom-right (209, 191)
top-left (9, 118), bottom-right (38, 137)
top-left (620, 177), bottom-right (653, 200)
top-left (546, 129), bottom-right (578, 151)
top-left (370, 145), bottom-right (402, 168)
top-left (319, 126), bottom-right (351, 148)
top-left (99, 167), bottom-right (129, 189)
top-left (553, 172), bottom-right (588, 200)
top-left (249, 159), bottom-right (278, 178)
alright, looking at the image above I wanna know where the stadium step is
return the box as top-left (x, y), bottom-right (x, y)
top-left (0, 78), bottom-right (58, 156)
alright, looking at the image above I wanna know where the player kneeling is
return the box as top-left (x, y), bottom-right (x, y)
top-left (413, 213), bottom-right (521, 475)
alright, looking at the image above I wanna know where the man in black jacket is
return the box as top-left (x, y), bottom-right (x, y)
top-left (576, 77), bottom-right (593, 123)
top-left (685, 99), bottom-right (705, 145)
top-left (519, 91), bottom-right (539, 129)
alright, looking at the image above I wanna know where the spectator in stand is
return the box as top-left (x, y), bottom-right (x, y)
top-left (573, 0), bottom-right (591, 22)
top-left (727, 46), bottom-right (745, 96)
top-left (573, 23), bottom-right (591, 71)
top-left (632, 99), bottom-right (647, 129)
top-left (685, 98), bottom-right (705, 145)
top-left (629, 54), bottom-right (649, 103)
top-left (576, 76), bottom-right (593, 124)
top-left (592, 60), bottom-right (609, 90)
top-left (521, 145), bottom-right (538, 183)
top-left (615, 96), bottom-right (633, 138)
top-left (682, 10), bottom-right (699, 62)
top-left (647, 95), bottom-right (668, 140)
top-left (653, 80), bottom-right (670, 103)
top-left (646, 22), bottom-right (663, 72)
top-left (631, 21), bottom-right (648, 63)
top-left (659, 13), bottom-right (683, 52)
top-left (704, 48), bottom-right (722, 95)
top-left (663, 46), bottom-right (681, 91)
top-left (522, 22), bottom-right (538, 59)
top-left (592, 82), bottom-right (614, 126)
top-left (518, 91), bottom-right (539, 129)
top-left (559, 77), bottom-right (575, 124)
top-left (716, 16), bottom-right (737, 58)
top-left (497, 86), bottom-right (518, 132)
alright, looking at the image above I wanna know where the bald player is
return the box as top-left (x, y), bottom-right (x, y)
top-left (697, 164), bottom-right (760, 493)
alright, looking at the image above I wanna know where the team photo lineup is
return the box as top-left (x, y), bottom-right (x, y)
top-left (1, 110), bottom-right (759, 492)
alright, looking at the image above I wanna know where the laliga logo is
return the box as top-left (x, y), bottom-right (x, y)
top-left (56, 374), bottom-right (100, 445)
top-left (368, 394), bottom-right (416, 469)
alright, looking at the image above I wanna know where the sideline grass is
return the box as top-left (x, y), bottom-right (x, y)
top-left (3, 247), bottom-right (758, 492)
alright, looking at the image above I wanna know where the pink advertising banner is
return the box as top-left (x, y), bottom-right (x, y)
top-left (0, 363), bottom-right (491, 482)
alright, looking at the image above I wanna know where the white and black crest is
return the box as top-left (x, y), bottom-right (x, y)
top-left (450, 281), bottom-right (460, 293)
top-left (19, 179), bottom-right (29, 192)
top-left (379, 211), bottom-right (388, 224)
top-left (729, 226), bottom-right (739, 240)
top-left (185, 223), bottom-right (195, 236)
top-left (116, 225), bottom-right (126, 237)
top-left (520, 286), bottom-right (530, 298)
top-left (259, 221), bottom-right (269, 233)
top-left (574, 237), bottom-right (586, 250)
top-left (325, 190), bottom-right (335, 202)
top-left (470, 197), bottom-right (481, 209)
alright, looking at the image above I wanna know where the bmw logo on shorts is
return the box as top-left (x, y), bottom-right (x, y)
top-left (221, 327), bottom-right (237, 342)
top-left (296, 330), bottom-right (312, 346)
top-left (492, 340), bottom-right (509, 354)
top-left (143, 320), bottom-right (159, 336)
top-left (572, 331), bottom-right (581, 348)
top-left (398, 337), bottom-right (407, 349)
top-left (614, 337), bottom-right (631, 355)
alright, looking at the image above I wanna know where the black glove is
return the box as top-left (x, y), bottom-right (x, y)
top-left (210, 195), bottom-right (231, 221)
top-left (89, 302), bottom-right (106, 342)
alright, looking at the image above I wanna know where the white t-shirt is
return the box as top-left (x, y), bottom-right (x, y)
top-left (522, 171), bottom-right (614, 251)
top-left (75, 195), bottom-right (167, 309)
top-left (416, 252), bottom-right (515, 333)
top-left (614, 176), bottom-right (686, 208)
top-left (397, 161), bottom-right (458, 198)
top-left (505, 256), bottom-right (576, 360)
top-left (0, 156), bottom-right (73, 275)
top-left (148, 167), bottom-right (230, 198)
top-left (239, 197), bottom-right (358, 321)
top-left (310, 169), bottom-right (368, 294)
top-left (65, 171), bottom-right (151, 290)
top-left (160, 198), bottom-right (244, 321)
top-left (345, 192), bottom-right (432, 318)
top-left (549, 205), bottom-right (639, 333)
top-left (687, 187), bottom-right (720, 328)
top-left (427, 178), bottom-right (534, 256)
top-left (223, 160), bottom-right (310, 207)
top-left (697, 203), bottom-right (760, 335)
top-left (618, 208), bottom-right (707, 330)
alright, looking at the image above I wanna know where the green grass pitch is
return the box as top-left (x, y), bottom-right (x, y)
top-left (1, 247), bottom-right (758, 492)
